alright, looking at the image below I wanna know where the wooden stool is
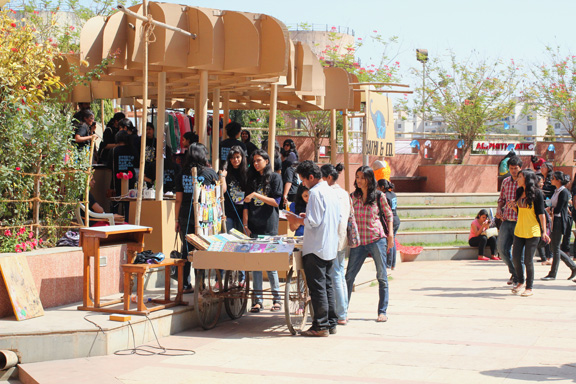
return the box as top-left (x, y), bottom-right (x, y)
top-left (121, 259), bottom-right (187, 315)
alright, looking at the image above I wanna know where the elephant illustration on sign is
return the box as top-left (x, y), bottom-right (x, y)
top-left (370, 100), bottom-right (386, 139)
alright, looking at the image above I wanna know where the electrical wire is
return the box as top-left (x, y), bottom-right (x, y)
top-left (113, 315), bottom-right (195, 356)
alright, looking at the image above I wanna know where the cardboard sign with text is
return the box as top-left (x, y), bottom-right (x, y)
top-left (365, 91), bottom-right (395, 157)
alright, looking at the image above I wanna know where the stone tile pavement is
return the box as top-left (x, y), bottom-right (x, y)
top-left (17, 259), bottom-right (576, 383)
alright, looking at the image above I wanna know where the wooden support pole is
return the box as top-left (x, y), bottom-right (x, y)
top-left (135, 0), bottom-right (149, 225)
top-left (342, 109), bottom-right (351, 192)
top-left (155, 72), bottom-right (166, 200)
top-left (211, 88), bottom-right (221, 170)
top-left (267, 83), bottom-right (278, 160)
top-left (197, 70), bottom-right (208, 146)
top-left (330, 109), bottom-right (337, 164)
top-left (222, 91), bottom-right (230, 129)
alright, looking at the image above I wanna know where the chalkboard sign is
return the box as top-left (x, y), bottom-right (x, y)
top-left (0, 255), bottom-right (44, 321)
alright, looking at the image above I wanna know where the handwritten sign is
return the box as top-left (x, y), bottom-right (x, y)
top-left (0, 255), bottom-right (44, 321)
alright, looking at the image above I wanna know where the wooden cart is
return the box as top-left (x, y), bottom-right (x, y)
top-left (189, 249), bottom-right (311, 335)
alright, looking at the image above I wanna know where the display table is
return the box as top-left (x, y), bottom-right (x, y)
top-left (77, 225), bottom-right (152, 313)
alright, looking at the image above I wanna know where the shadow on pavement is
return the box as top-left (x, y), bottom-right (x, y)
top-left (481, 363), bottom-right (576, 382)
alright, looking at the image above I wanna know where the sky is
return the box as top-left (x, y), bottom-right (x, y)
top-left (181, 0), bottom-right (576, 89)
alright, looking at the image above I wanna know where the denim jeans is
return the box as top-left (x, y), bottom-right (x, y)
top-left (331, 249), bottom-right (349, 321)
top-left (386, 222), bottom-right (400, 268)
top-left (512, 236), bottom-right (539, 290)
top-left (345, 237), bottom-right (389, 315)
top-left (497, 220), bottom-right (519, 282)
top-left (549, 218), bottom-right (576, 278)
top-left (303, 253), bottom-right (337, 330)
top-left (252, 270), bottom-right (281, 305)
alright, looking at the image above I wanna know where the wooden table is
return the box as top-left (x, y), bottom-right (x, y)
top-left (77, 225), bottom-right (152, 313)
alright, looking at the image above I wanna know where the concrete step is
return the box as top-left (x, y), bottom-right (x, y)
top-left (396, 231), bottom-right (469, 245)
top-left (400, 217), bottom-right (471, 231)
top-left (396, 193), bottom-right (499, 206)
top-left (397, 205), bottom-right (498, 219)
top-left (417, 246), bottom-right (493, 261)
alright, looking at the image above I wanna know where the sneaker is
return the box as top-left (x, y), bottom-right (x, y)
top-left (540, 275), bottom-right (555, 281)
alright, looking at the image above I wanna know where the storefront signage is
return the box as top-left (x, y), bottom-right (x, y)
top-left (365, 91), bottom-right (395, 157)
top-left (472, 141), bottom-right (535, 155)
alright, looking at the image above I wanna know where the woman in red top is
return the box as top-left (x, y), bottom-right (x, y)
top-left (345, 166), bottom-right (394, 323)
top-left (468, 209), bottom-right (499, 261)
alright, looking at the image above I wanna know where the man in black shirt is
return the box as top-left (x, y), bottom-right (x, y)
top-left (220, 122), bottom-right (246, 169)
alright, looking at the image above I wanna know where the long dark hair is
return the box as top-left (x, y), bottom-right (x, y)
top-left (516, 169), bottom-right (538, 207)
top-left (475, 209), bottom-right (489, 220)
top-left (353, 165), bottom-right (378, 205)
top-left (321, 163), bottom-right (344, 182)
top-left (183, 142), bottom-right (209, 175)
top-left (248, 149), bottom-right (272, 194)
top-left (552, 170), bottom-right (570, 186)
top-left (282, 139), bottom-right (299, 160)
top-left (225, 145), bottom-right (248, 190)
top-left (293, 184), bottom-right (309, 214)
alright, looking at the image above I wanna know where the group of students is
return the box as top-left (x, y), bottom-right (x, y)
top-left (495, 155), bottom-right (576, 297)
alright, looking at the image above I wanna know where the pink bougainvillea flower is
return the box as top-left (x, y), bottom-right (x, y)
top-left (39, 239), bottom-right (43, 244)
top-left (11, 48), bottom-right (18, 52)
top-left (10, 23), bottom-right (16, 27)
top-left (18, 227), bottom-right (25, 235)
top-left (28, 231), bottom-right (34, 239)
top-left (4, 230), bottom-right (12, 237)
top-left (16, 248), bottom-right (22, 253)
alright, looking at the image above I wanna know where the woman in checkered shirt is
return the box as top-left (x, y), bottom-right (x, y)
top-left (345, 166), bottom-right (394, 323)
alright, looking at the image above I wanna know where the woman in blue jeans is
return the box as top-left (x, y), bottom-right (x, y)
top-left (345, 166), bottom-right (394, 322)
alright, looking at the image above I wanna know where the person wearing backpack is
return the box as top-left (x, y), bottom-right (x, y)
top-left (345, 166), bottom-right (394, 323)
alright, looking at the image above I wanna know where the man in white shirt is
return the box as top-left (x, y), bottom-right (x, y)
top-left (287, 161), bottom-right (341, 337)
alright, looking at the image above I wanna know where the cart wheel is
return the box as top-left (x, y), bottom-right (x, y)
top-left (224, 270), bottom-right (250, 319)
top-left (284, 267), bottom-right (310, 335)
top-left (194, 269), bottom-right (223, 330)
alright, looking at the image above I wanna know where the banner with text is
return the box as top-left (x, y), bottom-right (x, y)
top-left (365, 92), bottom-right (395, 157)
top-left (472, 141), bottom-right (535, 156)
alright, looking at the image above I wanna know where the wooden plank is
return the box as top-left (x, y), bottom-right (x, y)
top-left (0, 255), bottom-right (44, 321)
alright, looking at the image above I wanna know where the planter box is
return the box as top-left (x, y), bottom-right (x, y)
top-left (0, 245), bottom-right (126, 319)
top-left (400, 251), bottom-right (420, 263)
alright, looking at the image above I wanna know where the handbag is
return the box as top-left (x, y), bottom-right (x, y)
top-left (169, 232), bottom-right (183, 280)
top-left (134, 250), bottom-right (165, 264)
top-left (484, 227), bottom-right (498, 238)
top-left (347, 212), bottom-right (360, 248)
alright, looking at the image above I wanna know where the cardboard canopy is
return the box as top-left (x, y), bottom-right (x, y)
top-left (62, 2), bottom-right (360, 113)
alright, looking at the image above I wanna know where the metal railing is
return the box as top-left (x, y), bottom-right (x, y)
top-left (286, 23), bottom-right (355, 36)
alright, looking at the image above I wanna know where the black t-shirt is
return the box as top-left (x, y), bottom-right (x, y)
top-left (281, 160), bottom-right (299, 197)
top-left (224, 167), bottom-right (246, 221)
top-left (385, 190), bottom-right (401, 227)
top-left (74, 123), bottom-right (91, 150)
top-left (144, 161), bottom-right (181, 192)
top-left (109, 144), bottom-right (136, 194)
top-left (245, 172), bottom-right (282, 236)
top-left (175, 167), bottom-right (218, 231)
top-left (220, 138), bottom-right (247, 167)
top-left (542, 175), bottom-right (555, 199)
top-left (244, 141), bottom-right (258, 158)
top-left (97, 125), bottom-right (117, 164)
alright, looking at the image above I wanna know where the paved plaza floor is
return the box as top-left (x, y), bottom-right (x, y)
top-left (18, 259), bottom-right (576, 383)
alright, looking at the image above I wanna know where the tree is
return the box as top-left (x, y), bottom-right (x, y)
top-left (415, 53), bottom-right (522, 157)
top-left (319, 27), bottom-right (401, 83)
top-left (0, 7), bottom-right (112, 250)
top-left (528, 47), bottom-right (576, 141)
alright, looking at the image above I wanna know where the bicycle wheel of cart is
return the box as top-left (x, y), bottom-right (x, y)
top-left (194, 269), bottom-right (223, 330)
top-left (284, 267), bottom-right (311, 335)
top-left (224, 270), bottom-right (250, 319)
